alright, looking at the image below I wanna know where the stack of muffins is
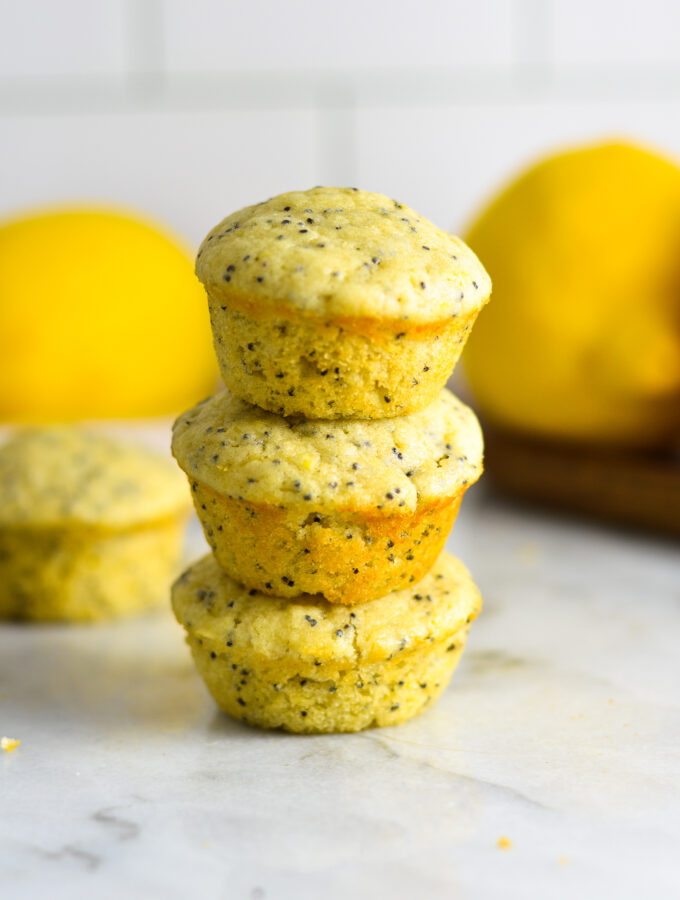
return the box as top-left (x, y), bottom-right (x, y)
top-left (171, 187), bottom-right (491, 733)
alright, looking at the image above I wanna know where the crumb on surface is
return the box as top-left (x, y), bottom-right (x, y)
top-left (497, 836), bottom-right (513, 850)
top-left (1, 736), bottom-right (20, 752)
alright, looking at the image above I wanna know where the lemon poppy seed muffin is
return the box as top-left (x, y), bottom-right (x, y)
top-left (197, 187), bottom-right (491, 419)
top-left (172, 551), bottom-right (481, 733)
top-left (172, 388), bottom-right (482, 604)
top-left (0, 428), bottom-right (191, 621)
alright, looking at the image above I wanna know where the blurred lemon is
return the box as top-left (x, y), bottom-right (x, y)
top-left (0, 207), bottom-right (217, 420)
top-left (464, 141), bottom-right (680, 447)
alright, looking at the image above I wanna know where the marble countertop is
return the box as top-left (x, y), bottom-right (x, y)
top-left (1, 486), bottom-right (679, 899)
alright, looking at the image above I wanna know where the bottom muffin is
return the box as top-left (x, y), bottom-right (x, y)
top-left (171, 551), bottom-right (481, 733)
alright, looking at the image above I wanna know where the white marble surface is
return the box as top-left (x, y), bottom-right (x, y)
top-left (1, 487), bottom-right (679, 899)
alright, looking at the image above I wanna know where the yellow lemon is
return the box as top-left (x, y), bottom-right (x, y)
top-left (464, 141), bottom-right (680, 447)
top-left (0, 207), bottom-right (217, 420)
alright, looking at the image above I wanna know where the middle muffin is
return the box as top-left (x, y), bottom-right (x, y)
top-left (172, 388), bottom-right (482, 604)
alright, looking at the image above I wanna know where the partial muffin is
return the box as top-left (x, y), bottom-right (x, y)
top-left (0, 428), bottom-right (191, 621)
top-left (196, 186), bottom-right (491, 419)
top-left (172, 551), bottom-right (481, 733)
top-left (172, 388), bottom-right (482, 604)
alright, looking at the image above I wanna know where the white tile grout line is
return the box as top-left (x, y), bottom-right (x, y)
top-left (3, 0), bottom-right (680, 116)
top-left (1, 65), bottom-right (680, 117)
top-left (513, 0), bottom-right (555, 90)
top-left (124, 0), bottom-right (166, 104)
top-left (315, 84), bottom-right (359, 187)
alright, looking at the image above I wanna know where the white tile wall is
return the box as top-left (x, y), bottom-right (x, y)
top-left (552, 0), bottom-right (680, 65)
top-left (1, 0), bottom-right (679, 247)
top-left (355, 98), bottom-right (680, 233)
top-left (0, 0), bottom-right (128, 77)
top-left (162, 0), bottom-right (517, 71)
top-left (3, 109), bottom-right (320, 244)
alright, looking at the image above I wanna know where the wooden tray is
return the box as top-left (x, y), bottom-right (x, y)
top-left (483, 427), bottom-right (680, 538)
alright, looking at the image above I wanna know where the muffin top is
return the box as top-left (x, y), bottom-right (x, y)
top-left (0, 427), bottom-right (191, 529)
top-left (172, 551), bottom-right (481, 665)
top-left (196, 187), bottom-right (491, 324)
top-left (172, 388), bottom-right (482, 513)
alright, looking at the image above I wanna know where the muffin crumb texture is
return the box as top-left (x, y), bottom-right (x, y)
top-left (172, 388), bottom-right (482, 603)
top-left (197, 187), bottom-right (491, 418)
top-left (172, 551), bottom-right (481, 733)
top-left (170, 185), bottom-right (488, 731)
top-left (172, 388), bottom-right (482, 513)
top-left (210, 304), bottom-right (478, 418)
top-left (197, 187), bottom-right (490, 322)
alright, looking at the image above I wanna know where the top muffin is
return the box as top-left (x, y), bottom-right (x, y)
top-left (196, 187), bottom-right (491, 419)
top-left (197, 187), bottom-right (490, 323)
top-left (0, 427), bottom-right (190, 529)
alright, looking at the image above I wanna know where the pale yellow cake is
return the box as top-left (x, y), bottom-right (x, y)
top-left (196, 187), bottom-right (491, 418)
top-left (172, 551), bottom-right (482, 733)
top-left (172, 387), bottom-right (482, 604)
top-left (0, 427), bottom-right (191, 621)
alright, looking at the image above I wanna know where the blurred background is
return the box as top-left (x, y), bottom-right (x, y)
top-left (1, 0), bottom-right (679, 533)
top-left (2, 0), bottom-right (679, 242)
